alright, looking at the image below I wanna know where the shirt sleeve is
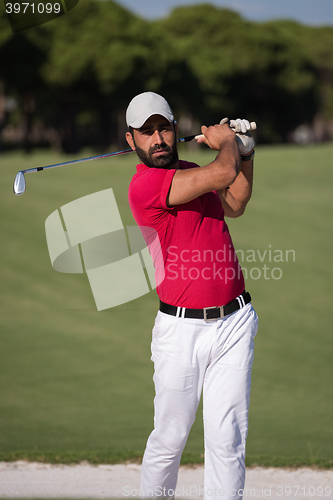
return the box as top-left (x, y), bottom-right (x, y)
top-left (129, 168), bottom-right (177, 214)
top-left (159, 168), bottom-right (177, 210)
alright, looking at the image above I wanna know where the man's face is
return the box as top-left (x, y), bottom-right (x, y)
top-left (126, 115), bottom-right (179, 169)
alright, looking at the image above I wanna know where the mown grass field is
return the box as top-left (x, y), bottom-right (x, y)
top-left (0, 143), bottom-right (332, 467)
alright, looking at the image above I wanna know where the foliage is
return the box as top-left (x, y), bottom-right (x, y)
top-left (157, 7), bottom-right (320, 141)
top-left (0, 1), bottom-right (333, 149)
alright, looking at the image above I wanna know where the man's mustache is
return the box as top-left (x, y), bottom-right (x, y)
top-left (150, 144), bottom-right (171, 154)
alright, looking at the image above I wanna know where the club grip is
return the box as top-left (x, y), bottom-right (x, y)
top-left (195, 120), bottom-right (257, 141)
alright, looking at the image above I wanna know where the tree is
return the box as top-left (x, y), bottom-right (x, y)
top-left (1, 1), bottom-right (333, 150)
top-left (155, 5), bottom-right (320, 142)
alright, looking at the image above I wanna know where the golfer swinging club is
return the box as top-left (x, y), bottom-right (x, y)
top-left (126, 92), bottom-right (258, 500)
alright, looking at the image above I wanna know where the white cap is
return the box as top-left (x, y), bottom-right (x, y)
top-left (126, 92), bottom-right (174, 129)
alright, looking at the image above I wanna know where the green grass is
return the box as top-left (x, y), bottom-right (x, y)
top-left (1, 143), bottom-right (332, 468)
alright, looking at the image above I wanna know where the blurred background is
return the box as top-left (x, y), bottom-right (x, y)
top-left (0, 0), bottom-right (332, 467)
top-left (1, 0), bottom-right (333, 153)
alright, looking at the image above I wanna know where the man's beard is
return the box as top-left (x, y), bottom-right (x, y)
top-left (133, 139), bottom-right (179, 169)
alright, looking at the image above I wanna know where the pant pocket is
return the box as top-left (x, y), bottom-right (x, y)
top-left (250, 306), bottom-right (259, 339)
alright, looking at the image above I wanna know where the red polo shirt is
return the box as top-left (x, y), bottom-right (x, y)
top-left (128, 160), bottom-right (245, 308)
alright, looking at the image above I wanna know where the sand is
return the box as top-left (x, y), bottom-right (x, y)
top-left (0, 462), bottom-right (332, 499)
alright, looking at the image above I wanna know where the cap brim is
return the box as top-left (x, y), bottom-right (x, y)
top-left (129, 112), bottom-right (174, 129)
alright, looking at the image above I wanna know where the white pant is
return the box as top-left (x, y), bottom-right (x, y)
top-left (140, 301), bottom-right (259, 500)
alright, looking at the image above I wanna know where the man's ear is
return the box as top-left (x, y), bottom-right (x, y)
top-left (174, 122), bottom-right (179, 138)
top-left (126, 131), bottom-right (135, 151)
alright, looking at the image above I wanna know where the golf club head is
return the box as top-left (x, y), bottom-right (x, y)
top-left (13, 171), bottom-right (26, 195)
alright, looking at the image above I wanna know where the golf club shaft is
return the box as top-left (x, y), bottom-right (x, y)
top-left (20, 136), bottom-right (196, 176)
top-left (19, 120), bottom-right (257, 176)
top-left (12, 135), bottom-right (196, 195)
top-left (13, 121), bottom-right (256, 195)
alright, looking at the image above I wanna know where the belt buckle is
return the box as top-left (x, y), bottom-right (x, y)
top-left (203, 305), bottom-right (224, 321)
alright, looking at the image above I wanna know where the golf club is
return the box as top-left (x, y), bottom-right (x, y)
top-left (13, 122), bottom-right (256, 195)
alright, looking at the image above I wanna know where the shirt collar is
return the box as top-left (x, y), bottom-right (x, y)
top-left (136, 164), bottom-right (149, 172)
top-left (136, 161), bottom-right (185, 172)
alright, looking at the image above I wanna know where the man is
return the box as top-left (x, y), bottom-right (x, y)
top-left (126, 92), bottom-right (258, 500)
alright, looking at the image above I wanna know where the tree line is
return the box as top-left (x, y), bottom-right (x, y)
top-left (0, 0), bottom-right (333, 153)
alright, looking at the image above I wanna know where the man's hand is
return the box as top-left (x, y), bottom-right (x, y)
top-left (196, 118), bottom-right (236, 151)
top-left (166, 117), bottom-right (241, 207)
top-left (229, 118), bottom-right (256, 155)
top-left (196, 118), bottom-right (257, 155)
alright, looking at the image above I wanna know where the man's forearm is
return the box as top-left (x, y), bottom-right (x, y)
top-left (218, 157), bottom-right (254, 217)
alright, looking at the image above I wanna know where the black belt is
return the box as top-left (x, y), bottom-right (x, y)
top-left (160, 291), bottom-right (251, 321)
